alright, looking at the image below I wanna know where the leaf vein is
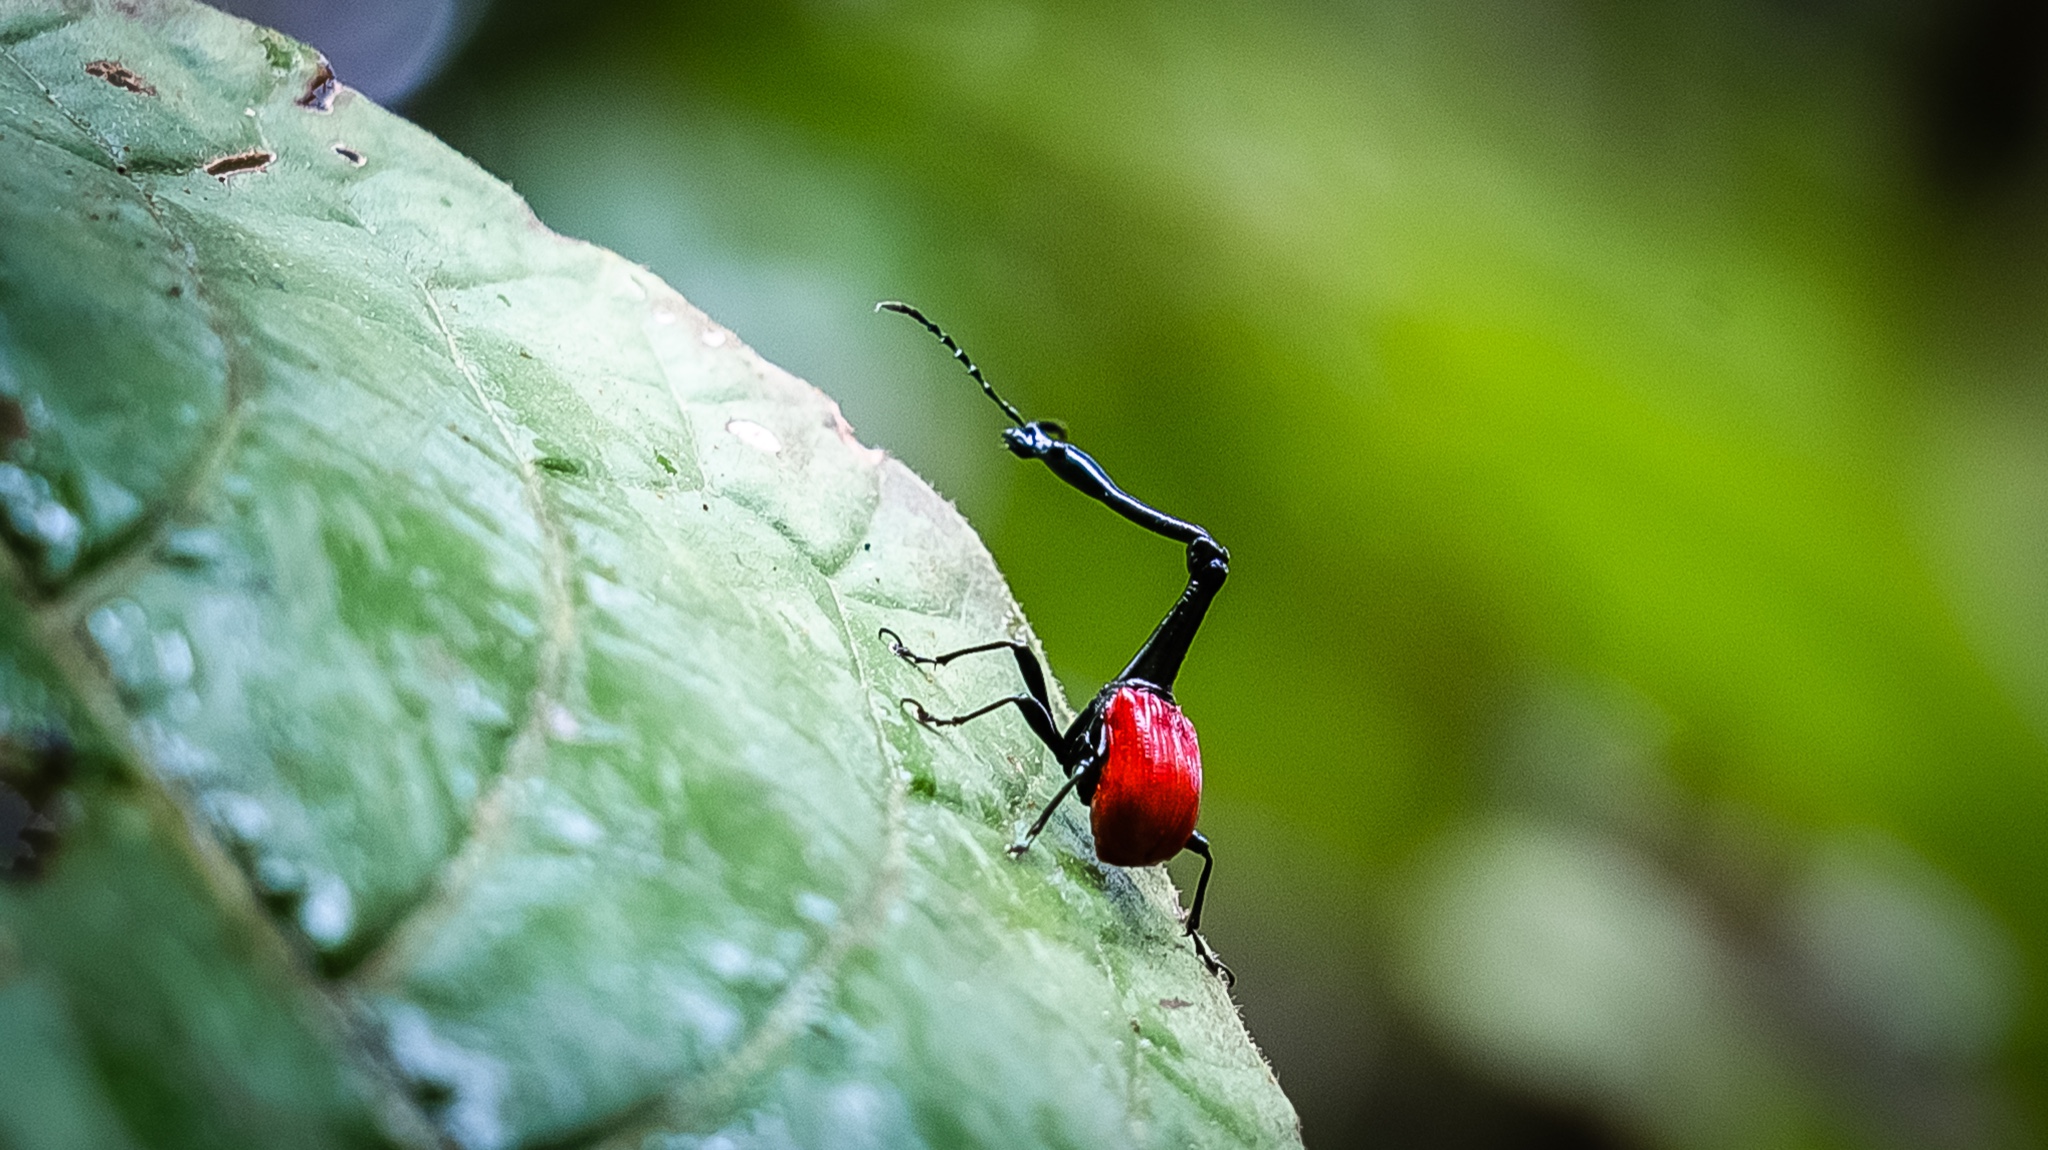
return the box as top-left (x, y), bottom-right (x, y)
top-left (0, 40), bottom-right (246, 616)
top-left (567, 571), bottom-right (910, 1150)
top-left (345, 282), bottom-right (581, 987)
top-left (0, 35), bottom-right (446, 1150)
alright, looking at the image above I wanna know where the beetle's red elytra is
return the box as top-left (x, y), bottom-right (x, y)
top-left (1091, 686), bottom-right (1201, 867)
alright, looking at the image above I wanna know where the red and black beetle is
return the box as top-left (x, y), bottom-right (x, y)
top-left (876, 302), bottom-right (1233, 984)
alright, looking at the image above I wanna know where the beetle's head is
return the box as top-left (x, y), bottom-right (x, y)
top-left (1002, 420), bottom-right (1067, 460)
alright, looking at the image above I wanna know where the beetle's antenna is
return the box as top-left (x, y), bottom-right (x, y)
top-left (876, 301), bottom-right (1026, 427)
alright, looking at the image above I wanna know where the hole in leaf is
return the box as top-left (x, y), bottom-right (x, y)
top-left (83, 60), bottom-right (155, 96)
top-left (203, 149), bottom-right (274, 178)
top-left (297, 58), bottom-right (338, 111)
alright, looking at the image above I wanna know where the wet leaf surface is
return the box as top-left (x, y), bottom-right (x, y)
top-left (0, 3), bottom-right (1300, 1147)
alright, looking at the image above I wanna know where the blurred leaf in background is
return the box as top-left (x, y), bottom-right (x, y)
top-left (222, 0), bottom-right (2048, 1144)
top-left (220, 0), bottom-right (488, 103)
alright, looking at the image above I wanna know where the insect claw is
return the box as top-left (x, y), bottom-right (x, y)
top-left (877, 627), bottom-right (937, 667)
top-left (1189, 931), bottom-right (1234, 987)
top-left (1005, 841), bottom-right (1032, 857)
top-left (899, 697), bottom-right (940, 726)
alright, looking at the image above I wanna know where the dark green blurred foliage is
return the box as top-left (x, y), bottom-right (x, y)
top-left (415, 2), bottom-right (2048, 1145)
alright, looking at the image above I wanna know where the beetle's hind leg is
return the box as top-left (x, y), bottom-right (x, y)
top-left (1188, 930), bottom-right (1234, 987)
top-left (1182, 831), bottom-right (1234, 985)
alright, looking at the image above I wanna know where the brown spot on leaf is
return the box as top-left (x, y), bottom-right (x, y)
top-left (1, 730), bottom-right (76, 883)
top-left (0, 731), bottom-right (74, 811)
top-left (297, 57), bottom-right (338, 112)
top-left (83, 60), bottom-right (155, 96)
top-left (203, 149), bottom-right (273, 179)
top-left (332, 144), bottom-right (364, 167)
top-left (0, 396), bottom-right (26, 448)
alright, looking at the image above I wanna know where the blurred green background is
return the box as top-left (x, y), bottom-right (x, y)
top-left (249, 0), bottom-right (2048, 1144)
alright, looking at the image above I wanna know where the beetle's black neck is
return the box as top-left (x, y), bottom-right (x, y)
top-left (1116, 533), bottom-right (1227, 691)
top-left (877, 304), bottom-right (1229, 701)
top-left (1011, 437), bottom-right (1228, 697)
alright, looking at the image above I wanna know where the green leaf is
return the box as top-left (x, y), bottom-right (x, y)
top-left (0, 3), bottom-right (1300, 1147)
